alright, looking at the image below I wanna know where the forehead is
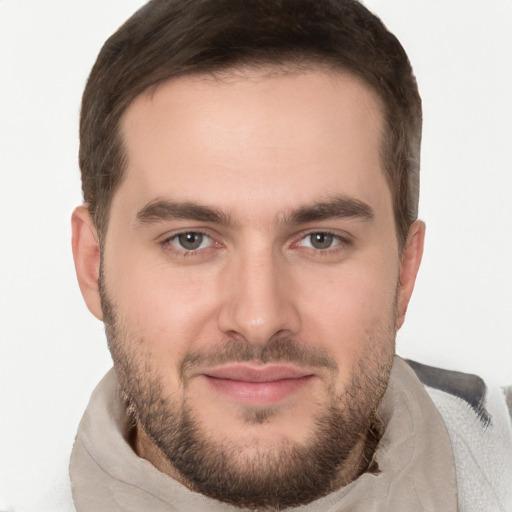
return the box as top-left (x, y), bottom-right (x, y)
top-left (116, 67), bottom-right (390, 223)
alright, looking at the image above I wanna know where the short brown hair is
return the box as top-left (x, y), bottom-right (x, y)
top-left (80, 0), bottom-right (422, 249)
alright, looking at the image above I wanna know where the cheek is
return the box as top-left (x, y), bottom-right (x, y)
top-left (297, 262), bottom-right (398, 372)
top-left (105, 249), bottom-right (222, 357)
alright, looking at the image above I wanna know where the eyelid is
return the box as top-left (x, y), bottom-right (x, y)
top-left (156, 227), bottom-right (352, 257)
top-left (290, 229), bottom-right (353, 252)
top-left (159, 228), bottom-right (222, 256)
top-left (158, 225), bottom-right (218, 243)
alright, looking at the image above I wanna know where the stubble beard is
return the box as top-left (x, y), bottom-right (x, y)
top-left (100, 281), bottom-right (395, 510)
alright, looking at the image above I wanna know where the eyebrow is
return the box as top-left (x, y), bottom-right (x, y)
top-left (135, 195), bottom-right (374, 227)
top-left (136, 200), bottom-right (232, 225)
top-left (287, 196), bottom-right (375, 224)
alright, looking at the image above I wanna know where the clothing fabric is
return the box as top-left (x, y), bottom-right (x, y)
top-left (63, 357), bottom-right (512, 511)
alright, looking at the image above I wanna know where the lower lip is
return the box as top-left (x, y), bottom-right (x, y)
top-left (203, 375), bottom-right (315, 406)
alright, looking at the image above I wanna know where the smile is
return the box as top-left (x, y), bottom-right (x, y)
top-left (201, 364), bottom-right (316, 406)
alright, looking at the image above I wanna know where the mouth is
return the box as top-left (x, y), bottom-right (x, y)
top-left (199, 364), bottom-right (316, 406)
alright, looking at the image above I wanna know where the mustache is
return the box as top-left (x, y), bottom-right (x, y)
top-left (179, 337), bottom-right (338, 381)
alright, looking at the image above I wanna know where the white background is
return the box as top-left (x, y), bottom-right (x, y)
top-left (1, 0), bottom-right (511, 508)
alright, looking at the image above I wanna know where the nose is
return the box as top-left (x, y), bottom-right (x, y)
top-left (217, 246), bottom-right (301, 345)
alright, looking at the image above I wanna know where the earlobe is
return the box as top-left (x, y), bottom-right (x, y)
top-left (71, 206), bottom-right (103, 320)
top-left (396, 220), bottom-right (425, 329)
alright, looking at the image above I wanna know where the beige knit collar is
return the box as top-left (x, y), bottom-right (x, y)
top-left (70, 356), bottom-right (458, 511)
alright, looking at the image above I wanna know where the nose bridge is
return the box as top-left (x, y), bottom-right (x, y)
top-left (218, 240), bottom-right (299, 344)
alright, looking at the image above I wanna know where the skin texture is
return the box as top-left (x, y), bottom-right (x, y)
top-left (72, 68), bottom-right (425, 508)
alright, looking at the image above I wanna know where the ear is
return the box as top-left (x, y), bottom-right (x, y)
top-left (396, 220), bottom-right (425, 329)
top-left (71, 206), bottom-right (103, 320)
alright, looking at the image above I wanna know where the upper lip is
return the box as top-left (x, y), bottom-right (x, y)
top-left (202, 364), bottom-right (314, 383)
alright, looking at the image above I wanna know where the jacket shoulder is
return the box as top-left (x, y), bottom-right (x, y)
top-left (504, 385), bottom-right (512, 420)
top-left (405, 359), bottom-right (512, 511)
top-left (405, 359), bottom-right (491, 425)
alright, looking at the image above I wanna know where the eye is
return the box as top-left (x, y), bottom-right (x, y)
top-left (298, 232), bottom-right (342, 250)
top-left (169, 232), bottom-right (213, 251)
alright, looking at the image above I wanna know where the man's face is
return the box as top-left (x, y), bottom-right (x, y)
top-left (83, 68), bottom-right (420, 507)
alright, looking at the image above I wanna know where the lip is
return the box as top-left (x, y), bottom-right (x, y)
top-left (200, 364), bottom-right (316, 406)
top-left (204, 364), bottom-right (313, 382)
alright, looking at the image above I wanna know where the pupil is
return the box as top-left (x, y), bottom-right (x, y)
top-left (311, 233), bottom-right (333, 249)
top-left (179, 232), bottom-right (203, 250)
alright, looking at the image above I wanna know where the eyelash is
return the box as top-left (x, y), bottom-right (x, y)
top-left (159, 230), bottom-right (352, 258)
top-left (292, 231), bottom-right (351, 255)
top-left (160, 230), bottom-right (218, 257)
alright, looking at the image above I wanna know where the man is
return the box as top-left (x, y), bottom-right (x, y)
top-left (69, 0), bottom-right (512, 510)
